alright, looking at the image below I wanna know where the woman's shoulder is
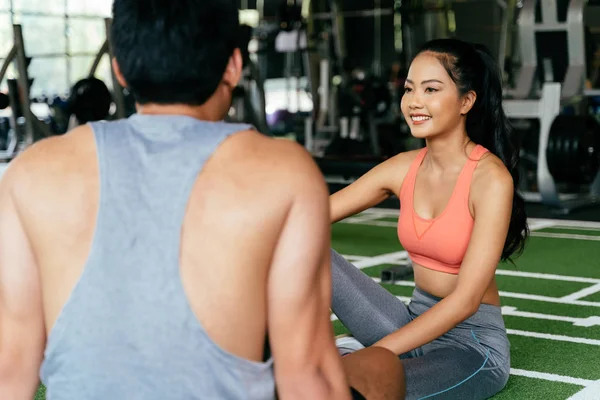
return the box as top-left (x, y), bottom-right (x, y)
top-left (368, 148), bottom-right (425, 196)
top-left (387, 147), bottom-right (424, 167)
top-left (472, 150), bottom-right (514, 201)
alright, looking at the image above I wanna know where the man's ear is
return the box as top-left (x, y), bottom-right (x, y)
top-left (112, 58), bottom-right (128, 89)
top-left (222, 48), bottom-right (243, 89)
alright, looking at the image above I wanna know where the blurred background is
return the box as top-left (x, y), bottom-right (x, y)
top-left (0, 0), bottom-right (599, 219)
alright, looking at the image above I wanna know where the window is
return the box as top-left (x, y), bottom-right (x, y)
top-left (28, 57), bottom-right (68, 98)
top-left (68, 18), bottom-right (106, 55)
top-left (13, 0), bottom-right (64, 14)
top-left (70, 55), bottom-right (113, 91)
top-left (1, 0), bottom-right (114, 97)
top-left (17, 15), bottom-right (67, 56)
top-left (67, 0), bottom-right (112, 17)
top-left (0, 13), bottom-right (13, 57)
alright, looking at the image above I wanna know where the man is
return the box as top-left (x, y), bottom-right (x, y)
top-left (0, 1), bottom-right (404, 399)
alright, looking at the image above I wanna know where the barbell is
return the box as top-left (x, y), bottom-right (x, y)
top-left (546, 114), bottom-right (600, 184)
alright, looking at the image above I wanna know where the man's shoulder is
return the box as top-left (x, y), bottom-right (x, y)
top-left (220, 131), bottom-right (323, 185)
top-left (1, 125), bottom-right (95, 196)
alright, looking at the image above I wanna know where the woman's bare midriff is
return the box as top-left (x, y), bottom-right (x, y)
top-left (412, 263), bottom-right (501, 306)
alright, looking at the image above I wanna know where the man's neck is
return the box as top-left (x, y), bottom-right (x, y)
top-left (136, 102), bottom-right (225, 122)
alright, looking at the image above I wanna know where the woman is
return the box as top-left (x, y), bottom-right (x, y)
top-left (330, 38), bottom-right (529, 399)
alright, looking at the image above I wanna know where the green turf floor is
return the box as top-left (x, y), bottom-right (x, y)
top-left (330, 210), bottom-right (600, 399)
top-left (33, 210), bottom-right (600, 399)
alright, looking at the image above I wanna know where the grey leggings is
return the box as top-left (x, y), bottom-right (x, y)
top-left (331, 250), bottom-right (511, 400)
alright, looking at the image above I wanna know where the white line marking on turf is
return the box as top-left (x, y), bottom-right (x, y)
top-left (343, 209), bottom-right (600, 231)
top-left (494, 270), bottom-right (600, 284)
top-left (501, 307), bottom-right (600, 327)
top-left (561, 283), bottom-right (600, 302)
top-left (333, 303), bottom-right (600, 343)
top-left (352, 252), bottom-right (408, 269)
top-left (510, 369), bottom-right (594, 387)
top-left (344, 213), bottom-right (390, 223)
top-left (357, 255), bottom-right (600, 284)
top-left (352, 209), bottom-right (399, 217)
top-left (499, 291), bottom-right (600, 308)
top-left (531, 232), bottom-right (600, 241)
top-left (343, 219), bottom-right (600, 241)
top-left (343, 255), bottom-right (370, 263)
top-left (369, 277), bottom-right (600, 308)
top-left (372, 278), bottom-right (415, 288)
top-left (507, 329), bottom-right (600, 346)
top-left (354, 209), bottom-right (600, 229)
top-left (528, 219), bottom-right (559, 231)
top-left (343, 219), bottom-right (398, 228)
top-left (567, 380), bottom-right (600, 399)
top-left (550, 226), bottom-right (600, 232)
top-left (528, 218), bottom-right (600, 230)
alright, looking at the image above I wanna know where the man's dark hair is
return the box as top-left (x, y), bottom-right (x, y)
top-left (111, 0), bottom-right (240, 105)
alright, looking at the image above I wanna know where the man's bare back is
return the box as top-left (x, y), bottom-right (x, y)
top-left (0, 123), bottom-right (350, 399)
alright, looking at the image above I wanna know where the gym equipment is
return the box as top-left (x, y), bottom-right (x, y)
top-left (227, 23), bottom-right (270, 134)
top-left (396, 1), bottom-right (453, 63)
top-left (0, 93), bottom-right (9, 110)
top-left (507, 0), bottom-right (587, 99)
top-left (546, 115), bottom-right (600, 185)
top-left (88, 18), bottom-right (128, 120)
top-left (0, 24), bottom-right (53, 159)
top-left (67, 78), bottom-right (112, 124)
top-left (380, 266), bottom-right (414, 284)
top-left (277, 0), bottom-right (303, 32)
top-left (380, 260), bottom-right (414, 284)
top-left (452, 0), bottom-right (512, 75)
top-left (266, 108), bottom-right (296, 136)
top-left (0, 116), bottom-right (17, 161)
top-left (503, 0), bottom-right (600, 213)
top-left (396, 0), bottom-right (513, 74)
top-left (61, 17), bottom-right (137, 127)
top-left (301, 0), bottom-right (402, 159)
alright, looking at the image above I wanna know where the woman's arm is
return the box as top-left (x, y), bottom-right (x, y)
top-left (372, 164), bottom-right (514, 355)
top-left (330, 152), bottom-right (415, 224)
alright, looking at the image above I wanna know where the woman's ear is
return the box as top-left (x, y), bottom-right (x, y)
top-left (460, 90), bottom-right (476, 115)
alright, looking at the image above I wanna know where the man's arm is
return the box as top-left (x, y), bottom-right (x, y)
top-left (0, 161), bottom-right (46, 399)
top-left (267, 145), bottom-right (350, 400)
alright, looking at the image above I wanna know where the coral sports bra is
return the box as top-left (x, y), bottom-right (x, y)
top-left (397, 145), bottom-right (489, 274)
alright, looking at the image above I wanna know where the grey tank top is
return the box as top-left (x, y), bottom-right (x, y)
top-left (40, 114), bottom-right (276, 400)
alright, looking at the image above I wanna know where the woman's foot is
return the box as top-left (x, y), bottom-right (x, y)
top-left (335, 334), bottom-right (365, 357)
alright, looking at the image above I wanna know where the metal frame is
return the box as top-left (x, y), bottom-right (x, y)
top-left (0, 24), bottom-right (53, 159)
top-left (87, 18), bottom-right (126, 120)
top-left (507, 0), bottom-right (536, 98)
top-left (504, 0), bottom-right (599, 214)
top-left (103, 18), bottom-right (125, 120)
top-left (508, 0), bottom-right (586, 99)
top-left (0, 4), bottom-right (110, 97)
top-left (496, 0), bottom-right (509, 79)
top-left (303, 0), bottom-right (392, 156)
top-left (504, 83), bottom-right (563, 207)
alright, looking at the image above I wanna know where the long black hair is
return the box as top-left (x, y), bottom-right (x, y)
top-left (416, 38), bottom-right (529, 262)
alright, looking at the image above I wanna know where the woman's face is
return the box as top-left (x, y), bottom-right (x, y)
top-left (401, 52), bottom-right (473, 140)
